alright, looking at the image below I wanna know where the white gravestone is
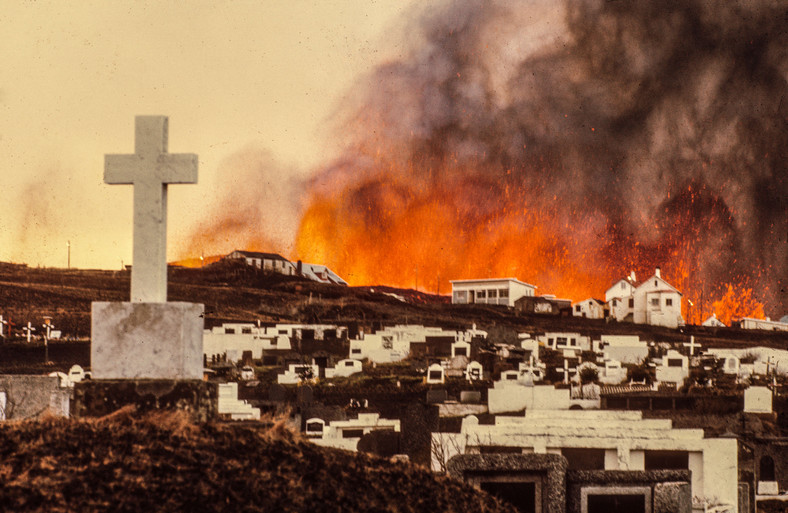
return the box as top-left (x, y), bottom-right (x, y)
top-left (744, 386), bottom-right (772, 413)
top-left (104, 116), bottom-right (197, 302)
top-left (91, 116), bottom-right (203, 380)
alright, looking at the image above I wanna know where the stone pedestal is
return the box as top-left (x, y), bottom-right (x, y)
top-left (73, 379), bottom-right (217, 422)
top-left (91, 302), bottom-right (204, 379)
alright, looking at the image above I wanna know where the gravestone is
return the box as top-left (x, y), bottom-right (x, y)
top-left (744, 386), bottom-right (772, 413)
top-left (91, 116), bottom-right (202, 380)
top-left (426, 389), bottom-right (448, 404)
top-left (74, 116), bottom-right (214, 420)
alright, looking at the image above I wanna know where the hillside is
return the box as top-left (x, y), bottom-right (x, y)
top-left (0, 408), bottom-right (512, 513)
top-left (0, 260), bottom-right (785, 349)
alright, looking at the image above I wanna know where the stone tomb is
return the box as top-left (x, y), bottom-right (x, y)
top-left (91, 302), bottom-right (203, 379)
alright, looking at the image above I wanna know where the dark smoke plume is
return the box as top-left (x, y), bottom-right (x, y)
top-left (304, 0), bottom-right (787, 313)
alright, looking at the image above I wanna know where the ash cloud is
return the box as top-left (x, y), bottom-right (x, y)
top-left (180, 146), bottom-right (303, 259)
top-left (307, 0), bottom-right (787, 313)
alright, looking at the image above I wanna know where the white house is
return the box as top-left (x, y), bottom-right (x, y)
top-left (431, 410), bottom-right (739, 511)
top-left (605, 269), bottom-right (684, 328)
top-left (738, 317), bottom-right (788, 332)
top-left (702, 314), bottom-right (726, 327)
top-left (450, 278), bottom-right (536, 307)
top-left (225, 250), bottom-right (296, 275)
top-left (605, 274), bottom-right (638, 322)
top-left (572, 298), bottom-right (605, 319)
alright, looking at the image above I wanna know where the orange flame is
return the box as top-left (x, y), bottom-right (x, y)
top-left (712, 284), bottom-right (766, 326)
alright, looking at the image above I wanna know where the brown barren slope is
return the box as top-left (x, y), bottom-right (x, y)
top-left (0, 409), bottom-right (513, 513)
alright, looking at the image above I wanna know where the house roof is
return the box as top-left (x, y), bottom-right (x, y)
top-left (228, 250), bottom-right (291, 262)
top-left (638, 274), bottom-right (682, 295)
top-left (450, 277), bottom-right (537, 288)
top-left (575, 298), bottom-right (605, 305)
top-left (299, 263), bottom-right (348, 286)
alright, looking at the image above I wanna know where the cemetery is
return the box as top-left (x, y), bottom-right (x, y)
top-left (0, 116), bottom-right (786, 512)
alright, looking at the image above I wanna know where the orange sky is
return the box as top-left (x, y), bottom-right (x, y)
top-left (1, 0), bottom-right (417, 269)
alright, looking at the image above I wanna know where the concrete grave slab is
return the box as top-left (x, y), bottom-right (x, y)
top-left (91, 302), bottom-right (204, 380)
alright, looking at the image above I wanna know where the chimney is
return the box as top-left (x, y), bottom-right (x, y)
top-left (297, 260), bottom-right (303, 276)
top-left (655, 267), bottom-right (661, 279)
top-left (629, 271), bottom-right (636, 282)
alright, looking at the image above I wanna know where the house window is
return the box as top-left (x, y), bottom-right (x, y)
top-left (628, 298), bottom-right (634, 308)
top-left (224, 328), bottom-right (235, 334)
top-left (488, 289), bottom-right (498, 298)
top-left (665, 298), bottom-right (673, 307)
top-left (575, 305), bottom-right (581, 312)
top-left (270, 338), bottom-right (277, 345)
top-left (654, 280), bottom-right (658, 286)
top-left (242, 327), bottom-right (252, 334)
top-left (557, 337), bottom-right (567, 346)
top-left (345, 361), bottom-right (356, 367)
top-left (612, 299), bottom-right (617, 306)
top-left (453, 291), bottom-right (468, 303)
top-left (499, 289), bottom-right (509, 298)
top-left (279, 329), bottom-right (288, 335)
top-left (570, 338), bottom-right (577, 346)
top-left (477, 290), bottom-right (486, 299)
top-left (351, 348), bottom-right (361, 354)
top-left (621, 282), bottom-right (626, 289)
top-left (650, 298), bottom-right (659, 307)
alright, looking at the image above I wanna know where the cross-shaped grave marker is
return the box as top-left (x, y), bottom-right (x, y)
top-left (556, 359), bottom-right (577, 385)
top-left (0, 315), bottom-right (6, 338)
top-left (22, 322), bottom-right (36, 343)
top-left (105, 116), bottom-right (198, 302)
top-left (682, 336), bottom-right (700, 356)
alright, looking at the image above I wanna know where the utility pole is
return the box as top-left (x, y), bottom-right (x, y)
top-left (67, 240), bottom-right (71, 269)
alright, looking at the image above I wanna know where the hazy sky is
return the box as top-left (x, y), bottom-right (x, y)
top-left (1, 0), bottom-right (414, 269)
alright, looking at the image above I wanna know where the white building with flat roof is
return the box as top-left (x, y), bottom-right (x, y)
top-left (451, 278), bottom-right (536, 307)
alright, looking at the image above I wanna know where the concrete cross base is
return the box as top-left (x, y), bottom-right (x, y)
top-left (91, 302), bottom-right (204, 379)
top-left (72, 379), bottom-right (218, 422)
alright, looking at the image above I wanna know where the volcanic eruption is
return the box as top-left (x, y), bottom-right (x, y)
top-left (188, 0), bottom-right (788, 320)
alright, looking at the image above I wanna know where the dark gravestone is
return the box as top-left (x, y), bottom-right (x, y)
top-left (297, 385), bottom-right (314, 405)
top-left (426, 389), bottom-right (448, 404)
top-left (481, 481), bottom-right (536, 513)
top-left (358, 430), bottom-right (401, 458)
top-left (460, 391), bottom-right (482, 404)
top-left (268, 384), bottom-right (286, 402)
top-left (587, 493), bottom-right (645, 513)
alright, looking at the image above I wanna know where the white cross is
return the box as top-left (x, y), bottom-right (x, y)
top-left (683, 336), bottom-right (700, 356)
top-left (556, 359), bottom-right (577, 385)
top-left (0, 315), bottom-right (5, 338)
top-left (42, 317), bottom-right (54, 340)
top-left (105, 116), bottom-right (198, 302)
top-left (23, 322), bottom-right (36, 343)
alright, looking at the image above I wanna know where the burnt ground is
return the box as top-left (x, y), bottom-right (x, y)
top-left (0, 408), bottom-right (513, 513)
top-left (1, 260), bottom-right (786, 349)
